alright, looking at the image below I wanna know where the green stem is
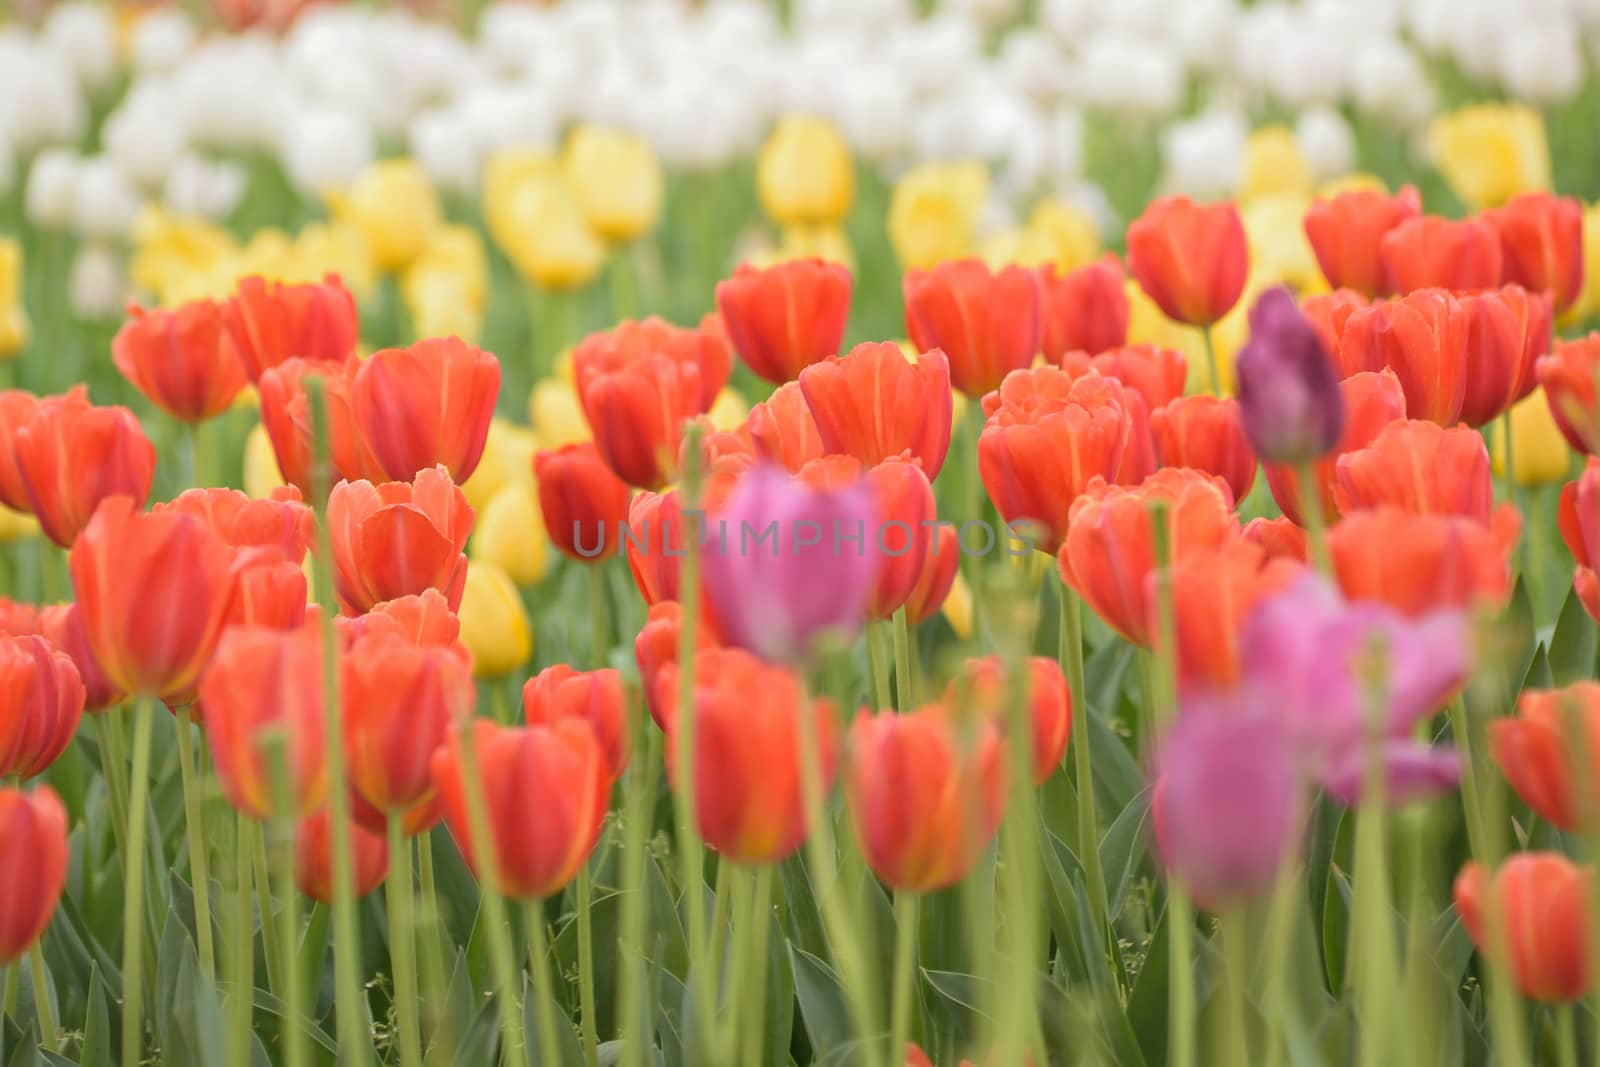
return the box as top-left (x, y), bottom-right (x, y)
top-left (588, 561), bottom-right (609, 670)
top-left (866, 624), bottom-right (894, 712)
top-left (386, 818), bottom-right (422, 1067)
top-left (266, 736), bottom-right (308, 1067)
top-left (706, 860), bottom-right (732, 996)
top-left (1168, 885), bottom-right (1198, 1067)
top-left (1558, 1004), bottom-right (1579, 1067)
top-left (1222, 909), bottom-right (1251, 1066)
top-left (416, 830), bottom-right (450, 1049)
top-left (188, 420), bottom-right (215, 490)
top-left (617, 697), bottom-right (662, 1067)
top-left (120, 698), bottom-right (155, 1067)
top-left (1295, 462), bottom-right (1330, 574)
top-left (525, 901), bottom-right (564, 1067)
top-left (1200, 324), bottom-right (1222, 397)
top-left (888, 891), bottom-right (920, 1067)
top-left (1447, 697), bottom-right (1489, 865)
top-left (608, 247), bottom-right (637, 322)
top-left (174, 716), bottom-right (216, 979)
top-left (93, 713), bottom-right (129, 867)
top-left (740, 867), bottom-right (774, 1067)
top-left (28, 943), bottom-right (57, 1050)
top-left (891, 607), bottom-right (915, 711)
top-left (1, 963), bottom-right (14, 1022)
top-left (1354, 680), bottom-right (1395, 1067)
top-left (228, 809), bottom-right (254, 1067)
top-left (1059, 583), bottom-right (1111, 942)
top-left (721, 870), bottom-right (756, 1060)
top-left (1259, 862), bottom-right (1300, 1067)
top-left (576, 863), bottom-right (600, 1067)
top-left (996, 633), bottom-right (1045, 1066)
top-left (253, 822), bottom-right (282, 997)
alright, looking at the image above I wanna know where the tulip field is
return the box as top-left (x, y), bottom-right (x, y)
top-left (12, 2), bottom-right (1600, 1067)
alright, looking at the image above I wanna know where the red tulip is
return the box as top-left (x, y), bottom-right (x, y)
top-left (1538, 334), bottom-right (1600, 454)
top-left (1455, 854), bottom-right (1593, 1002)
top-left (350, 337), bottom-right (501, 484)
top-left (0, 634), bottom-right (83, 780)
top-left (903, 523), bottom-right (960, 626)
top-left (796, 454), bottom-right (936, 621)
top-left (1303, 185), bottom-right (1422, 296)
top-left (623, 455), bottom-right (748, 614)
top-left (1038, 255), bottom-right (1129, 360)
top-left (1483, 192), bottom-right (1585, 315)
top-left (14, 387), bottom-right (157, 547)
top-left (1151, 395), bottom-right (1257, 503)
top-left (0, 390), bottom-right (39, 513)
top-left (522, 664), bottom-right (628, 782)
top-left (534, 443), bottom-right (632, 563)
top-left (1336, 288), bottom-right (1471, 426)
top-left (948, 656), bottom-right (1070, 786)
top-left (1333, 419), bottom-right (1494, 523)
top-left (1329, 506), bottom-right (1517, 616)
top-left (715, 258), bottom-right (852, 383)
top-left (1150, 541), bottom-right (1304, 690)
top-left (1242, 516), bottom-right (1309, 563)
top-left (257, 356), bottom-right (387, 497)
top-left (113, 297), bottom-right (250, 419)
top-left (1377, 215), bottom-right (1503, 295)
top-left (223, 274), bottom-right (359, 384)
top-left (1301, 289), bottom-right (1370, 358)
top-left (336, 589), bottom-right (463, 650)
top-left (1060, 343), bottom-right (1188, 414)
top-left (327, 466), bottom-right (473, 615)
top-left (799, 342), bottom-right (953, 479)
top-left (1262, 369), bottom-right (1407, 527)
top-left (1126, 196), bottom-right (1248, 327)
top-left (0, 786), bottom-right (68, 965)
top-left (0, 598), bottom-right (37, 637)
top-left (747, 381), bottom-right (826, 474)
top-left (1491, 683), bottom-right (1600, 832)
top-left (37, 602), bottom-right (122, 712)
top-left (1559, 458), bottom-right (1600, 622)
top-left (348, 788), bottom-right (442, 840)
top-left (1456, 285), bottom-right (1552, 428)
top-left (904, 259), bottom-right (1042, 397)
top-left (634, 600), bottom-right (720, 732)
top-left (294, 807), bottom-right (389, 904)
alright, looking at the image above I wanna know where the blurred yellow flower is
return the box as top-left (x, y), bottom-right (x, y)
top-left (1240, 126), bottom-right (1314, 204)
top-left (458, 561), bottom-right (533, 678)
top-left (528, 377), bottom-right (591, 447)
top-left (472, 482), bottom-right (551, 587)
top-left (1027, 200), bottom-right (1099, 271)
top-left (1315, 173), bottom-right (1388, 198)
top-left (484, 150), bottom-right (607, 291)
top-left (1126, 279), bottom-right (1246, 395)
top-left (128, 209), bottom-right (239, 304)
top-left (708, 387), bottom-right (748, 432)
top-left (242, 422), bottom-right (288, 499)
top-left (236, 228), bottom-right (299, 284)
top-left (403, 225), bottom-right (491, 343)
top-left (772, 223), bottom-right (855, 271)
top-left (1491, 389), bottom-right (1575, 487)
top-left (293, 221), bottom-right (377, 301)
top-left (979, 226), bottom-right (1057, 269)
top-left (888, 160), bottom-right (989, 270)
top-left (0, 238), bottom-right (29, 358)
top-left (462, 418), bottom-right (538, 512)
top-left (0, 504), bottom-right (38, 544)
top-left (1564, 202), bottom-right (1600, 324)
top-left (757, 115), bottom-right (855, 226)
top-left (562, 125), bottom-right (664, 243)
top-left (941, 570), bottom-right (973, 641)
top-left (1428, 104), bottom-right (1551, 211)
top-left (1242, 195), bottom-right (1321, 292)
top-left (327, 159), bottom-right (442, 273)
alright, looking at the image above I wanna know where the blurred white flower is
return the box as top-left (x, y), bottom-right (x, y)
top-left (1043, 109), bottom-right (1086, 186)
top-left (41, 2), bottom-right (116, 92)
top-left (1295, 107), bottom-right (1356, 182)
top-left (477, 2), bottom-right (552, 77)
top-left (279, 108), bottom-right (375, 198)
top-left (1074, 34), bottom-right (1185, 117)
top-left (1170, 0), bottom-right (1237, 72)
top-left (793, 0), bottom-right (913, 35)
top-left (1058, 179), bottom-right (1118, 239)
top-left (943, 0), bottom-right (1023, 29)
top-left (72, 157), bottom-right (142, 242)
top-left (1351, 37), bottom-right (1436, 128)
top-left (25, 149), bottom-right (79, 228)
top-left (130, 9), bottom-right (196, 74)
top-left (0, 129), bottom-right (13, 198)
top-left (175, 38), bottom-right (289, 150)
top-left (1041, 0), bottom-right (1095, 41)
top-left (0, 35), bottom-right (87, 153)
top-left (460, 83), bottom-right (561, 155)
top-left (887, 14), bottom-right (982, 98)
top-left (1000, 30), bottom-right (1072, 102)
top-left (410, 108), bottom-right (480, 196)
top-left (70, 245), bottom-right (126, 321)
top-left (163, 155), bottom-right (246, 220)
top-left (1161, 110), bottom-right (1247, 200)
top-left (102, 81), bottom-right (191, 191)
top-left (1500, 22), bottom-right (1585, 103)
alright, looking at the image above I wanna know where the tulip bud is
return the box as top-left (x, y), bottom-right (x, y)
top-left (799, 342), bottom-right (952, 480)
top-left (112, 299), bottom-right (249, 423)
top-left (949, 657), bottom-right (1071, 787)
top-left (458, 562), bottom-right (532, 679)
top-left (903, 523), bottom-right (961, 627)
top-left (634, 601), bottom-right (719, 732)
top-left (1234, 287), bottom-right (1345, 465)
top-left (1560, 458), bottom-right (1600, 622)
top-left (1491, 683), bottom-right (1600, 832)
top-left (756, 116), bottom-right (854, 226)
top-left (1491, 389), bottom-right (1572, 487)
top-left (1151, 395), bottom-right (1258, 504)
top-left (562, 125), bottom-right (664, 242)
top-left (330, 159), bottom-right (441, 273)
top-left (1483, 192), bottom-right (1585, 315)
top-left (748, 381), bottom-right (826, 474)
top-left (904, 260), bottom-right (1042, 398)
top-left (1038, 255), bottom-right (1128, 360)
top-left (796, 455), bottom-right (935, 622)
top-left (1126, 196), bottom-right (1248, 328)
top-left (0, 786), bottom-right (68, 965)
top-left (1537, 334), bottom-right (1600, 454)
top-left (350, 337), bottom-right (502, 485)
top-left (222, 274), bottom-right (359, 385)
top-left (1376, 215), bottom-right (1503, 296)
top-left (14, 387), bottom-right (157, 547)
top-left (1302, 185), bottom-right (1422, 296)
top-left (534, 442), bottom-right (632, 563)
top-left (716, 258), bottom-right (852, 385)
top-left (1454, 854), bottom-right (1592, 1002)
top-left (471, 483), bottom-right (550, 587)
top-left (0, 634), bottom-right (83, 780)
top-left (37, 602), bottom-right (122, 711)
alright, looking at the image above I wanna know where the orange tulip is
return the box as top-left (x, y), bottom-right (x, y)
top-left (327, 466), bottom-right (473, 615)
top-left (14, 387), bottom-right (157, 547)
top-left (903, 523), bottom-right (960, 626)
top-left (1483, 192), bottom-right (1586, 315)
top-left (522, 664), bottom-right (628, 782)
top-left (1301, 289), bottom-right (1369, 358)
top-left (1126, 196), bottom-right (1248, 327)
top-left (658, 647), bottom-right (837, 865)
top-left (624, 454), bottom-right (748, 612)
top-left (112, 299), bottom-right (249, 423)
top-left (1559, 458), bottom-right (1600, 621)
top-left (199, 622), bottom-right (329, 820)
top-left (432, 719), bottom-right (608, 898)
top-left (1057, 469), bottom-right (1240, 645)
top-left (1262, 369), bottom-right (1407, 527)
top-left (0, 390), bottom-right (38, 513)
top-left (349, 337), bottom-right (501, 484)
top-left (846, 704), bottom-right (1006, 892)
top-left (1150, 541), bottom-right (1304, 689)
top-left (37, 602), bottom-right (122, 712)
top-left (258, 356), bottom-right (387, 497)
top-left (978, 366), bottom-right (1133, 554)
top-left (1491, 683), bottom-right (1600, 831)
top-left (747, 381), bottom-right (826, 473)
top-left (294, 807), bottom-right (389, 904)
top-left (1454, 854), bottom-right (1593, 1002)
top-left (796, 454), bottom-right (935, 621)
top-left (904, 259), bottom-right (1042, 397)
top-left (0, 599), bottom-right (36, 637)
top-left (1455, 284), bottom-right (1552, 429)
top-left (574, 315), bottom-right (731, 416)
top-left (1151, 395), bottom-right (1257, 504)
top-left (1060, 344), bottom-right (1188, 414)
top-left (0, 786), bottom-right (68, 965)
top-left (69, 495), bottom-right (242, 701)
top-left (344, 589), bottom-right (462, 648)
top-left (348, 788), bottom-right (442, 840)
top-left (1376, 215), bottom-right (1503, 296)
top-left (948, 656), bottom-right (1070, 786)
top-left (1242, 516), bottom-right (1309, 563)
top-left (1038, 255), bottom-right (1129, 360)
top-left (1538, 334), bottom-right (1600, 454)
top-left (1303, 185), bottom-right (1422, 296)
top-left (0, 634), bottom-right (83, 780)
top-left (223, 274), bottom-right (359, 384)
top-left (799, 342), bottom-right (952, 479)
top-left (1329, 506), bottom-right (1517, 616)
top-left (634, 600), bottom-right (720, 731)
top-left (1337, 288), bottom-right (1471, 426)
top-left (534, 442), bottom-right (632, 563)
top-left (1333, 419), bottom-right (1494, 523)
top-left (715, 258), bottom-right (852, 384)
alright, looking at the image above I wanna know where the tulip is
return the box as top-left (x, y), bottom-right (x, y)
top-left (198, 623), bottom-right (328, 821)
top-left (483, 153), bottom-right (607, 291)
top-left (716, 259), bottom-right (852, 384)
top-left (904, 523), bottom-right (961, 627)
top-left (0, 634), bottom-right (83, 780)
top-left (635, 601), bottom-right (719, 732)
top-left (574, 317), bottom-right (730, 418)
top-left (1560, 458), bottom-right (1600, 621)
top-left (432, 719), bottom-right (608, 897)
top-left (14, 387), bottom-right (157, 547)
top-left (847, 704), bottom-right (1006, 892)
top-left (1491, 683), bottom-right (1600, 831)
top-left (1233, 287), bottom-right (1345, 466)
top-left (1538, 333), bottom-right (1600, 454)
top-left (1483, 192), bottom-right (1585, 314)
top-left (1058, 469), bottom-right (1240, 646)
top-left (756, 116), bottom-right (854, 226)
top-left (700, 464), bottom-right (880, 663)
top-left (1126, 196), bottom-right (1249, 328)
top-left (1154, 541), bottom-right (1304, 690)
top-left (0, 239), bottom-right (29, 359)
top-left (349, 337), bottom-right (502, 484)
top-left (1329, 507), bottom-right (1517, 618)
top-left (294, 807), bottom-right (389, 905)
top-left (799, 342), bottom-right (952, 479)
top-left (1491, 389), bottom-right (1574, 487)
top-left (222, 274), bottom-right (359, 384)
top-left (112, 299), bottom-right (249, 423)
top-left (1151, 395), bottom-right (1257, 503)
top-left (748, 381), bottom-right (826, 473)
top-left (329, 159), bottom-right (441, 273)
top-left (0, 390), bottom-right (39, 513)
top-left (623, 455), bottom-right (749, 612)
top-left (347, 788), bottom-right (442, 841)
top-left (1261, 369), bottom-right (1406, 527)
top-left (471, 482), bottom-right (551, 587)
top-left (522, 664), bottom-right (627, 782)
top-left (888, 160), bottom-right (989, 270)
top-left (336, 589), bottom-right (461, 651)
top-left (533, 442), bottom-right (632, 563)
top-left (1301, 289), bottom-right (1369, 358)
top-left (1376, 216), bottom-right (1503, 296)
top-left (0, 786), bottom-right (68, 965)
top-left (458, 562), bottom-right (532, 678)
top-left (0, 599), bottom-right (36, 637)
top-left (327, 466), bottom-right (473, 615)
top-left (903, 259), bottom-right (1042, 397)
top-left (1038, 255), bottom-right (1129, 360)
top-left (1243, 516), bottom-right (1309, 562)
top-left (460, 419), bottom-right (537, 513)
top-left (1456, 285), bottom-right (1552, 428)
top-left (1454, 854), bottom-right (1592, 1002)
top-left (1337, 289), bottom-right (1471, 426)
top-left (159, 485), bottom-right (315, 562)
top-left (1060, 344), bottom-right (1189, 414)
top-left (1427, 103), bottom-right (1551, 211)
top-left (562, 125), bottom-right (663, 242)
top-left (1303, 185), bottom-right (1422, 296)
top-left (37, 602), bottom-right (123, 712)
top-left (658, 648), bottom-right (838, 864)
top-left (978, 367), bottom-right (1133, 554)
top-left (949, 657), bottom-right (1070, 787)
top-left (1333, 419), bottom-right (1493, 524)
top-left (257, 356), bottom-right (387, 496)
top-left (796, 455), bottom-right (935, 622)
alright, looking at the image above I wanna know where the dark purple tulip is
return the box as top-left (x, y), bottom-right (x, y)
top-left (1235, 286), bottom-right (1345, 464)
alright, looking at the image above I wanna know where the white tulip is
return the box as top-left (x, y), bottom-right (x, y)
top-left (477, 2), bottom-right (552, 77)
top-left (1041, 0), bottom-right (1096, 41)
top-left (102, 81), bottom-right (191, 191)
top-left (1170, 0), bottom-right (1237, 72)
top-left (1075, 34), bottom-right (1184, 117)
top-left (1161, 110), bottom-right (1247, 200)
top-left (1295, 107), bottom-right (1356, 182)
top-left (163, 155), bottom-right (247, 220)
top-left (71, 157), bottom-right (142, 243)
top-left (279, 108), bottom-right (375, 198)
top-left (1351, 37), bottom-right (1436, 128)
top-left (0, 127), bottom-right (12, 198)
top-left (461, 83), bottom-right (560, 155)
top-left (1000, 30), bottom-right (1072, 102)
top-left (1500, 22), bottom-right (1585, 103)
top-left (70, 245), bottom-right (126, 322)
top-left (131, 9), bottom-right (196, 74)
top-left (410, 108), bottom-right (480, 197)
top-left (41, 2), bottom-right (116, 92)
top-left (25, 149), bottom-right (78, 229)
top-left (0, 36), bottom-right (87, 153)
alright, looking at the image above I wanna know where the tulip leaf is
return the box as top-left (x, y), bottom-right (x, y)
top-left (524, 975), bottom-right (585, 1067)
top-left (553, 887), bottom-right (624, 1037)
top-left (654, 965), bottom-right (687, 1067)
top-left (1522, 644), bottom-right (1554, 694)
top-left (448, 998), bottom-right (502, 1067)
top-left (777, 856), bottom-right (829, 963)
top-left (79, 962), bottom-right (110, 1067)
top-left (788, 942), bottom-right (852, 1059)
top-left (248, 986), bottom-right (340, 1055)
top-left (1127, 906), bottom-right (1171, 1066)
top-left (1305, 798), bottom-right (1347, 991)
top-left (1100, 786), bottom-right (1154, 922)
top-left (1548, 587), bottom-right (1599, 686)
top-left (1321, 869), bottom-right (1354, 994)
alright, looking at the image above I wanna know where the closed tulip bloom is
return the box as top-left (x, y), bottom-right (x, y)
top-left (1234, 286), bottom-right (1345, 465)
top-left (574, 317), bottom-right (731, 420)
top-left (472, 483), bottom-right (551, 587)
top-left (1152, 395), bottom-right (1257, 502)
top-left (634, 601), bottom-right (719, 732)
top-left (748, 382), bottom-right (826, 473)
top-left (888, 160), bottom-right (989, 270)
top-left (1492, 684), bottom-right (1600, 831)
top-left (223, 274), bottom-right (359, 384)
top-left (331, 159), bottom-right (441, 273)
top-left (458, 563), bottom-right (531, 679)
top-left (0, 634), bottom-right (83, 780)
top-left (112, 299), bottom-right (249, 423)
top-left (1263, 369), bottom-right (1407, 527)
top-left (433, 719), bottom-right (607, 898)
top-left (660, 648), bottom-right (838, 865)
top-left (1126, 196), bottom-right (1249, 328)
top-left (1376, 216), bottom-right (1504, 296)
top-left (533, 443), bottom-right (631, 563)
top-left (1303, 185), bottom-right (1423, 296)
top-left (562, 125), bottom-right (663, 242)
top-left (903, 524), bottom-right (961, 627)
top-left (1454, 854), bottom-right (1592, 1002)
top-left (1301, 289), bottom-right (1370, 357)
top-left (949, 657), bottom-right (1070, 787)
top-left (1329, 507), bottom-right (1516, 617)
top-left (1038, 255), bottom-right (1129, 360)
top-left (461, 419), bottom-right (537, 513)
top-left (1337, 289), bottom-right (1471, 426)
top-left (1538, 334), bottom-right (1600, 453)
top-left (327, 466), bottom-right (473, 615)
top-left (159, 485), bottom-right (315, 562)
top-left (756, 115), bottom-right (854, 226)
top-left (1492, 389), bottom-right (1573, 487)
top-left (14, 387), bottom-right (156, 547)
top-left (294, 807), bottom-right (388, 905)
top-left (1057, 469), bottom-right (1240, 646)
top-left (1559, 459), bottom-right (1600, 621)
top-left (37, 603), bottom-right (122, 712)
top-left (1484, 192), bottom-right (1585, 314)
top-left (978, 367), bottom-right (1132, 554)
top-left (199, 623), bottom-right (328, 820)
top-left (1061, 344), bottom-right (1189, 413)
top-left (799, 343), bottom-right (952, 479)
top-left (69, 496), bottom-right (242, 701)
top-left (1428, 104), bottom-right (1551, 212)
top-left (1456, 285), bottom-right (1552, 428)
top-left (523, 664), bottom-right (627, 782)
top-left (904, 259), bottom-right (1042, 397)
top-left (0, 786), bottom-right (68, 965)
top-left (1151, 541), bottom-right (1304, 690)
top-left (0, 390), bottom-right (39, 513)
top-left (847, 705), bottom-right (1006, 892)
top-left (350, 337), bottom-right (501, 484)
top-left (1334, 419), bottom-right (1493, 523)
top-left (258, 356), bottom-right (387, 496)
top-left (624, 456), bottom-right (749, 612)
top-left (716, 259), bottom-right (852, 384)
top-left (797, 454), bottom-right (935, 622)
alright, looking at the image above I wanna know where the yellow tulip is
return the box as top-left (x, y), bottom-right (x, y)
top-left (0, 238), bottom-right (29, 359)
top-left (484, 150), bottom-right (555, 241)
top-left (1242, 195), bottom-right (1321, 292)
top-left (528, 377), bottom-right (591, 447)
top-left (1428, 103), bottom-right (1551, 211)
top-left (458, 561), bottom-right (533, 678)
top-left (236, 228), bottom-right (299, 284)
top-left (888, 160), bottom-right (989, 270)
top-left (403, 225), bottom-right (491, 343)
top-left (242, 422), bottom-right (288, 499)
top-left (472, 482), bottom-right (551, 587)
top-left (941, 570), bottom-right (973, 642)
top-left (328, 159), bottom-right (442, 273)
top-left (461, 418), bottom-right (538, 512)
top-left (1563, 202), bottom-right (1600, 324)
top-left (128, 208), bottom-right (239, 305)
top-left (1491, 389), bottom-right (1575, 487)
top-left (293, 220), bottom-right (377, 301)
top-left (562, 125), bottom-right (664, 243)
top-left (0, 504), bottom-right (38, 544)
top-left (1315, 173), bottom-right (1388, 198)
top-left (756, 115), bottom-right (855, 226)
top-left (1240, 126), bottom-right (1314, 204)
top-left (484, 152), bottom-right (607, 290)
top-left (708, 388), bottom-right (748, 432)
top-left (772, 223), bottom-right (855, 271)
top-left (979, 226), bottom-right (1057, 270)
top-left (1027, 199), bottom-right (1100, 271)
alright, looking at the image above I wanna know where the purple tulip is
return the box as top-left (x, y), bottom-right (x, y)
top-left (700, 464), bottom-right (881, 664)
top-left (1235, 286), bottom-right (1345, 464)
